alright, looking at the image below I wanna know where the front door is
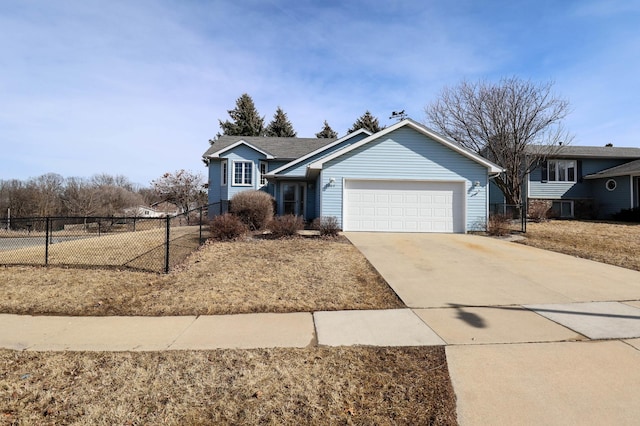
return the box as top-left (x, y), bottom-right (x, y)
top-left (635, 177), bottom-right (640, 207)
top-left (282, 183), bottom-right (305, 217)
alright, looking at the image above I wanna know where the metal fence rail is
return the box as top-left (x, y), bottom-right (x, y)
top-left (0, 205), bottom-right (214, 273)
top-left (489, 203), bottom-right (527, 233)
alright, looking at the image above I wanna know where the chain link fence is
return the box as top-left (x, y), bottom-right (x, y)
top-left (489, 203), bottom-right (527, 233)
top-left (0, 205), bottom-right (216, 273)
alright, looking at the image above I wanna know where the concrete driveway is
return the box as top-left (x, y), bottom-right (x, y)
top-left (346, 232), bottom-right (640, 425)
top-left (345, 232), bottom-right (640, 308)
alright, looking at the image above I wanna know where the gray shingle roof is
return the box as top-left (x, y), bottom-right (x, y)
top-left (525, 145), bottom-right (640, 158)
top-left (584, 159), bottom-right (640, 179)
top-left (202, 136), bottom-right (337, 160)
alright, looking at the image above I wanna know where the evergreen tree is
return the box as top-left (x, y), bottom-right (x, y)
top-left (315, 120), bottom-right (338, 138)
top-left (264, 107), bottom-right (297, 137)
top-left (347, 110), bottom-right (385, 133)
top-left (218, 93), bottom-right (265, 137)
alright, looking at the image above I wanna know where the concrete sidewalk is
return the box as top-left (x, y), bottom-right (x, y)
top-left (4, 301), bottom-right (640, 351)
top-left (0, 309), bottom-right (446, 351)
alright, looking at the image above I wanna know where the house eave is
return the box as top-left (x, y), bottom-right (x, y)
top-left (207, 140), bottom-right (275, 159)
top-left (585, 172), bottom-right (640, 180)
top-left (267, 129), bottom-right (371, 176)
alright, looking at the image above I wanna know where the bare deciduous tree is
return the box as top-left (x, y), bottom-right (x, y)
top-left (1, 173), bottom-right (151, 218)
top-left (33, 173), bottom-right (65, 217)
top-left (62, 177), bottom-right (97, 216)
top-left (89, 174), bottom-right (143, 216)
top-left (0, 179), bottom-right (32, 217)
top-left (425, 77), bottom-right (572, 209)
top-left (152, 169), bottom-right (205, 216)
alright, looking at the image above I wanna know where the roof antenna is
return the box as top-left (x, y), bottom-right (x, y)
top-left (389, 110), bottom-right (407, 121)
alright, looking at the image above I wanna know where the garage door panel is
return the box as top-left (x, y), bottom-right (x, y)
top-left (344, 180), bottom-right (464, 233)
top-left (404, 207), bottom-right (418, 217)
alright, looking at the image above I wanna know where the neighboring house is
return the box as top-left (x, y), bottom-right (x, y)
top-left (491, 145), bottom-right (640, 219)
top-left (123, 206), bottom-right (165, 217)
top-left (202, 119), bottom-right (503, 233)
top-left (124, 202), bottom-right (183, 218)
top-left (151, 201), bottom-right (183, 217)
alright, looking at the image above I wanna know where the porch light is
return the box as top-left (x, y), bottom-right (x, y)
top-left (473, 181), bottom-right (481, 187)
top-left (329, 177), bottom-right (336, 186)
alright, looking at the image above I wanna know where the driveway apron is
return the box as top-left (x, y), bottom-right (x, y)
top-left (344, 232), bottom-right (640, 308)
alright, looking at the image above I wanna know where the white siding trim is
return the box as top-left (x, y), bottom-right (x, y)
top-left (208, 140), bottom-right (274, 159)
top-left (220, 160), bottom-right (227, 187)
top-left (259, 160), bottom-right (268, 187)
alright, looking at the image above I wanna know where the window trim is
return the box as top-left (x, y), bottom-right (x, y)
top-left (552, 200), bottom-right (574, 218)
top-left (220, 160), bottom-right (227, 186)
top-left (547, 159), bottom-right (576, 183)
top-left (259, 161), bottom-right (268, 187)
top-left (232, 160), bottom-right (253, 186)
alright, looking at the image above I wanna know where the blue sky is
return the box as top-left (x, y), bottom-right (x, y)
top-left (1, 0), bottom-right (639, 186)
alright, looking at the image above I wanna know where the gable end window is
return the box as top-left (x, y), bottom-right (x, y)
top-left (220, 160), bottom-right (227, 186)
top-left (259, 161), bottom-right (268, 186)
top-left (233, 161), bottom-right (253, 186)
top-left (547, 160), bottom-right (576, 182)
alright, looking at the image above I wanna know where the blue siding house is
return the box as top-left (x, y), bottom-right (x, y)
top-left (202, 119), bottom-right (503, 233)
top-left (522, 146), bottom-right (640, 219)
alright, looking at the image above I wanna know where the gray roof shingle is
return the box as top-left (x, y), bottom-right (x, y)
top-left (525, 145), bottom-right (640, 158)
top-left (584, 159), bottom-right (640, 179)
top-left (202, 136), bottom-right (337, 160)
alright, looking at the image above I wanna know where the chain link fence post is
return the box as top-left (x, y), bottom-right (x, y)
top-left (45, 217), bottom-right (50, 266)
top-left (164, 215), bottom-right (170, 274)
top-left (199, 206), bottom-right (203, 244)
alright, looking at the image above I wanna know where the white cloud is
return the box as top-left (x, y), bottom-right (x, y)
top-left (2, 0), bottom-right (639, 184)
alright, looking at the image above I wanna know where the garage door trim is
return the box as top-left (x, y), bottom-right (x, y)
top-left (342, 178), bottom-right (466, 233)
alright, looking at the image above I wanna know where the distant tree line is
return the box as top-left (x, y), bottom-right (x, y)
top-left (211, 93), bottom-right (385, 142)
top-left (0, 170), bottom-right (206, 219)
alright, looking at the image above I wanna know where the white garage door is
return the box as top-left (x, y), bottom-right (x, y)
top-left (344, 180), bottom-right (465, 233)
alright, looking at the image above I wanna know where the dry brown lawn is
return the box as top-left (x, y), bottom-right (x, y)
top-left (0, 237), bottom-right (403, 316)
top-left (0, 236), bottom-right (454, 425)
top-left (0, 346), bottom-right (456, 425)
top-left (521, 220), bottom-right (640, 271)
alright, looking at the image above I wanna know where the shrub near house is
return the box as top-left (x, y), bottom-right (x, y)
top-left (229, 191), bottom-right (274, 231)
